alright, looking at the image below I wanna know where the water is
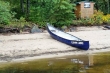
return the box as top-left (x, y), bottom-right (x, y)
top-left (0, 55), bottom-right (88, 73)
top-left (0, 53), bottom-right (110, 73)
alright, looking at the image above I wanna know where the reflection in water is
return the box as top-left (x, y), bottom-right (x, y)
top-left (0, 54), bottom-right (110, 73)
top-left (0, 55), bottom-right (88, 73)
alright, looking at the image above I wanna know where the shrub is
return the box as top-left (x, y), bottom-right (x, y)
top-left (10, 17), bottom-right (29, 29)
top-left (72, 10), bottom-right (110, 26)
top-left (29, 0), bottom-right (76, 27)
top-left (0, 1), bottom-right (13, 25)
top-left (102, 14), bottom-right (110, 24)
top-left (91, 10), bottom-right (103, 25)
top-left (91, 10), bottom-right (110, 25)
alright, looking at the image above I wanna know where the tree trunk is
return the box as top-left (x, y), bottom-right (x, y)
top-left (103, 0), bottom-right (108, 14)
top-left (20, 0), bottom-right (24, 12)
top-left (26, 0), bottom-right (30, 14)
top-left (108, 0), bottom-right (110, 14)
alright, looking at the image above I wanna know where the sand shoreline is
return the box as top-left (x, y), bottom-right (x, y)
top-left (0, 26), bottom-right (110, 62)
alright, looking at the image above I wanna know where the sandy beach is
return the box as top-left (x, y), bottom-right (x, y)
top-left (0, 26), bottom-right (110, 62)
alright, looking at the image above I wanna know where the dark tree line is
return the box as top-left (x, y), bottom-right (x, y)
top-left (0, 0), bottom-right (110, 26)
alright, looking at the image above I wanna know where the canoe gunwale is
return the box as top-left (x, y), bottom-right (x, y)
top-left (47, 23), bottom-right (89, 50)
top-left (48, 24), bottom-right (83, 41)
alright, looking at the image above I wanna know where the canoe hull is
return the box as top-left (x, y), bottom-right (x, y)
top-left (47, 24), bottom-right (89, 50)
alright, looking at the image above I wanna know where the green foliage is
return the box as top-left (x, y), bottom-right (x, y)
top-left (19, 17), bottom-right (26, 22)
top-left (91, 10), bottom-right (110, 25)
top-left (1, 0), bottom-right (110, 27)
top-left (10, 17), bottom-right (29, 29)
top-left (92, 0), bottom-right (110, 14)
top-left (29, 0), bottom-right (76, 27)
top-left (102, 14), bottom-right (110, 25)
top-left (73, 10), bottom-right (110, 26)
top-left (92, 10), bottom-right (103, 25)
top-left (0, 1), bottom-right (13, 25)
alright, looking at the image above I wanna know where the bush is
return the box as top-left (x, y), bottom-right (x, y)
top-left (102, 14), bottom-right (110, 24)
top-left (29, 0), bottom-right (76, 27)
top-left (72, 10), bottom-right (110, 26)
top-left (92, 10), bottom-right (110, 25)
top-left (92, 10), bottom-right (103, 25)
top-left (0, 1), bottom-right (13, 25)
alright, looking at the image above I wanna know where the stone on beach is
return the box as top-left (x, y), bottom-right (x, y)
top-left (31, 25), bottom-right (42, 33)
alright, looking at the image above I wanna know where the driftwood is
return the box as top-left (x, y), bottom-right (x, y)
top-left (104, 25), bottom-right (110, 29)
top-left (22, 25), bottom-right (31, 32)
top-left (0, 27), bottom-right (20, 33)
top-left (0, 25), bottom-right (43, 34)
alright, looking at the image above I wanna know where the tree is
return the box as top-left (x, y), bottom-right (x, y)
top-left (0, 1), bottom-right (13, 24)
top-left (29, 0), bottom-right (76, 27)
top-left (20, 0), bottom-right (24, 13)
top-left (92, 0), bottom-right (110, 14)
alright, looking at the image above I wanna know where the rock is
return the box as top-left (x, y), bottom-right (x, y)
top-left (31, 25), bottom-right (42, 33)
top-left (69, 27), bottom-right (77, 32)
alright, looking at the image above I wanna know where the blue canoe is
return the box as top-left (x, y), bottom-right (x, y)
top-left (47, 23), bottom-right (89, 50)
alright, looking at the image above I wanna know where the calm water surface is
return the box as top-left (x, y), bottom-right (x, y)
top-left (0, 55), bottom-right (89, 73)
